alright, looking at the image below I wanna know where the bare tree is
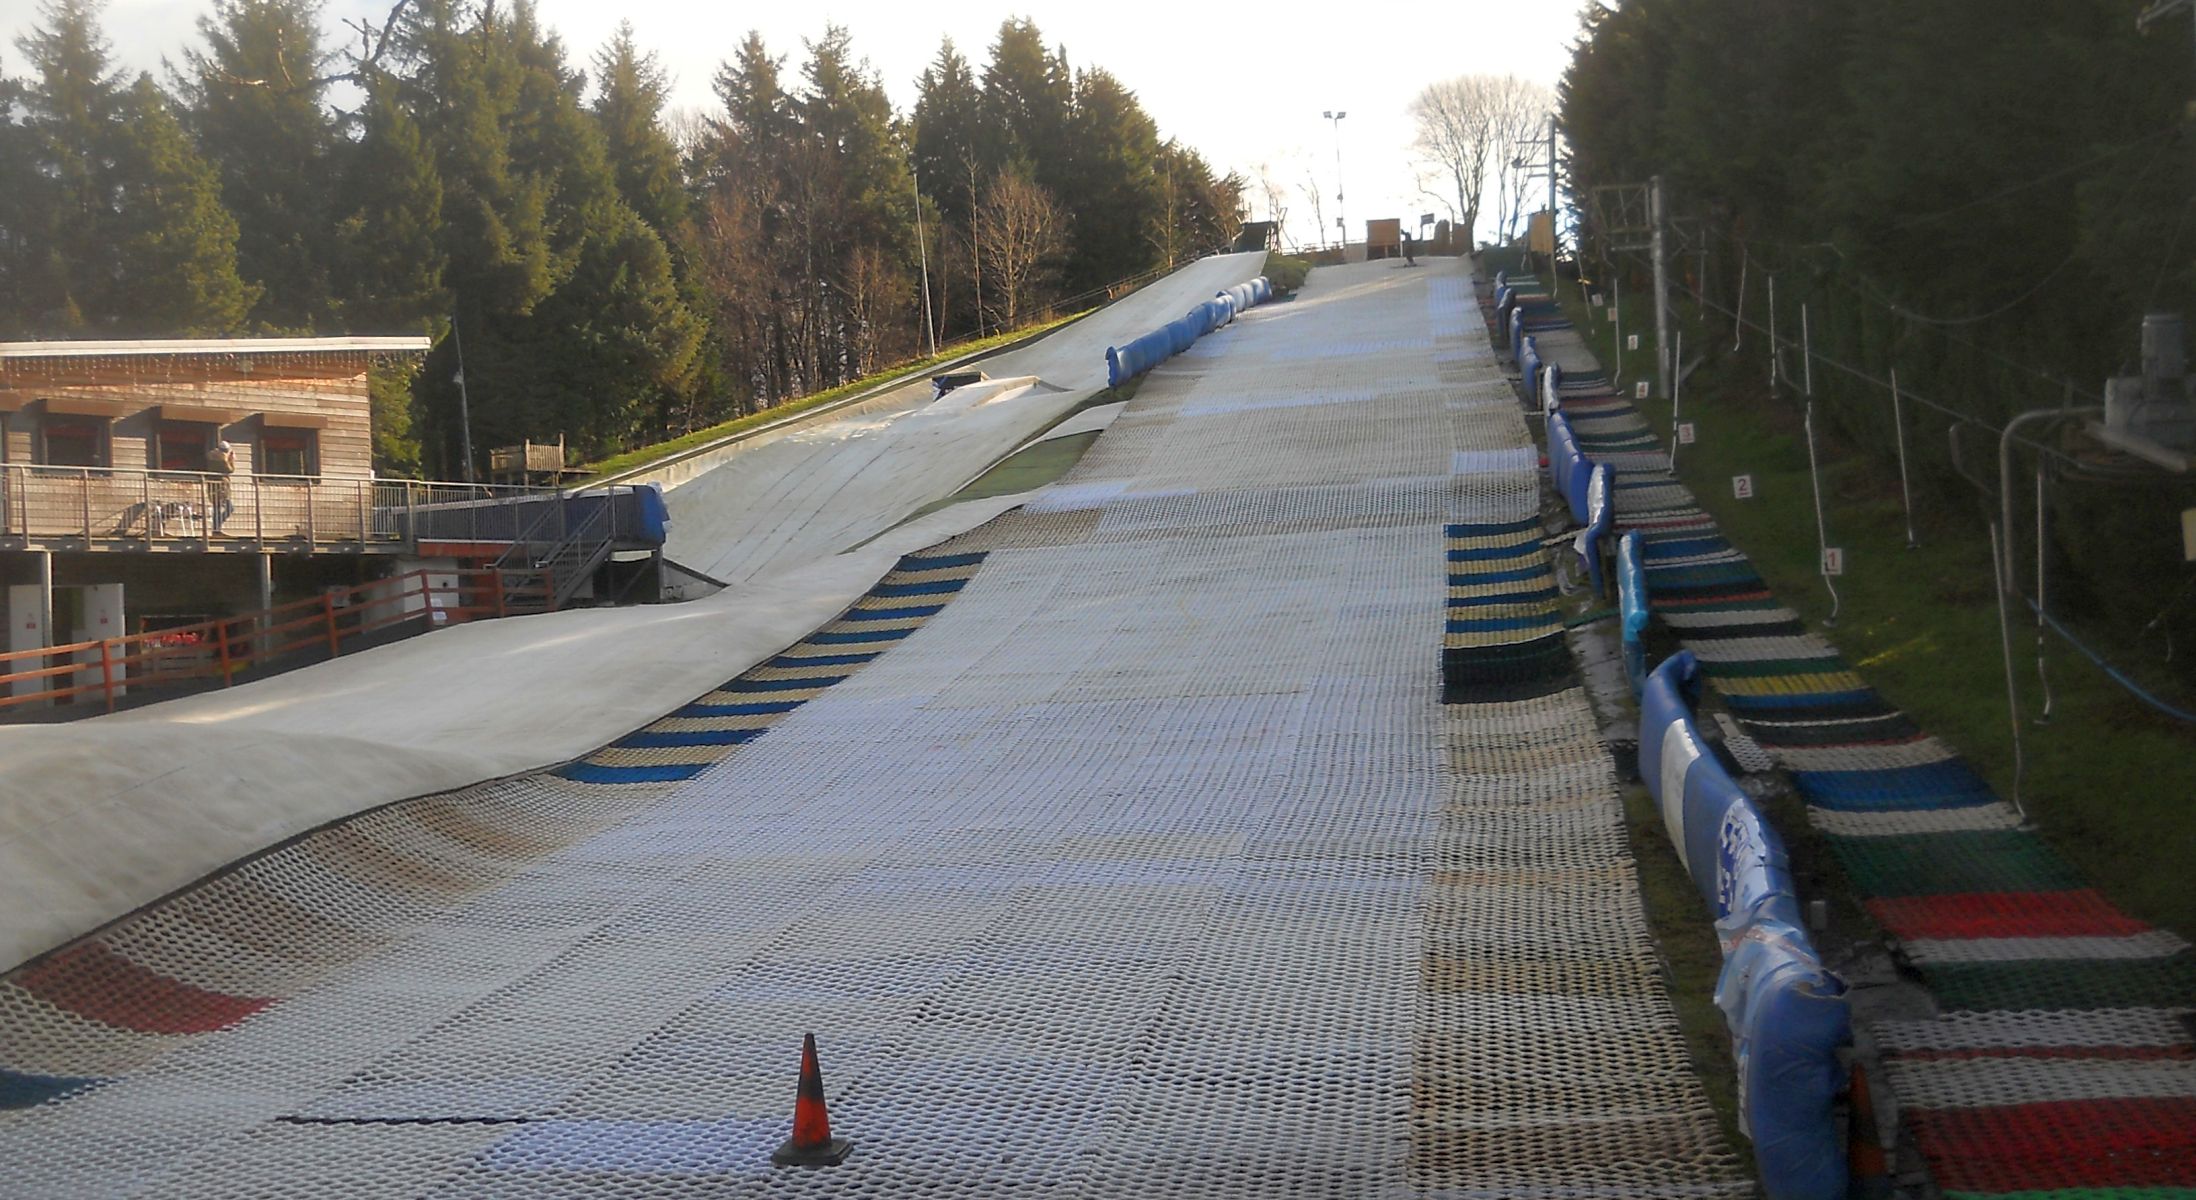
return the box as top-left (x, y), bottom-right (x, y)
top-left (1301, 168), bottom-right (1327, 250)
top-left (974, 169), bottom-right (1065, 330)
top-left (1409, 74), bottom-right (1548, 249)
top-left (1491, 81), bottom-right (1555, 244)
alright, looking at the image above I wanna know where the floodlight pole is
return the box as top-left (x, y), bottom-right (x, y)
top-left (451, 316), bottom-right (476, 485)
top-left (1651, 175), bottom-right (1672, 403)
top-left (1317, 108), bottom-right (1335, 246)
top-left (912, 160), bottom-right (938, 358)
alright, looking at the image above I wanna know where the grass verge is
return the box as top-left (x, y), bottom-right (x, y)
top-left (581, 313), bottom-right (1084, 481)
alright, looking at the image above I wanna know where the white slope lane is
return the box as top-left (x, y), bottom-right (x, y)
top-left (0, 258), bottom-right (1746, 1198)
top-left (658, 252), bottom-right (1265, 584)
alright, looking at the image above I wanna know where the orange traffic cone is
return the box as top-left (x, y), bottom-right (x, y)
top-left (1847, 1061), bottom-right (1891, 1198)
top-left (771, 1032), bottom-right (853, 1166)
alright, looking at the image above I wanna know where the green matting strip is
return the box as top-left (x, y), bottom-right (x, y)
top-left (1826, 831), bottom-right (2088, 898)
top-left (1921, 953), bottom-right (2196, 1012)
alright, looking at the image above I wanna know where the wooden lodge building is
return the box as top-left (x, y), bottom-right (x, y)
top-left (1, 337), bottom-right (433, 684)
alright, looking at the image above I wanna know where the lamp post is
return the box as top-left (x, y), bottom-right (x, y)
top-left (1322, 109), bottom-right (1348, 250)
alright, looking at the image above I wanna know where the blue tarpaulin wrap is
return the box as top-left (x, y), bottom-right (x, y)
top-left (1579, 463), bottom-right (1612, 597)
top-left (1106, 327), bottom-right (1175, 388)
top-left (1103, 271), bottom-right (1272, 388)
top-left (1638, 652), bottom-right (1850, 1200)
top-left (1617, 530), bottom-right (1649, 695)
top-left (1544, 413), bottom-right (1594, 527)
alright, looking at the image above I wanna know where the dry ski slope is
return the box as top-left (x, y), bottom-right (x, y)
top-left (659, 253), bottom-right (1264, 585)
top-left (0, 258), bottom-right (1746, 1197)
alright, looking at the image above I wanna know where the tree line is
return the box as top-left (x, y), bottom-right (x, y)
top-left (0, 0), bottom-right (1246, 475)
top-left (1561, 0), bottom-right (2196, 649)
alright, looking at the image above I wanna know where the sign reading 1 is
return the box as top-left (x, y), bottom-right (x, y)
top-left (1821, 547), bottom-right (1846, 576)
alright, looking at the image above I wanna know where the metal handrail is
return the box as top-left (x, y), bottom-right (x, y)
top-left (0, 463), bottom-right (560, 550)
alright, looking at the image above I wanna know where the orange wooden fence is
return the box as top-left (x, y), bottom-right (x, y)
top-left (0, 567), bottom-right (554, 715)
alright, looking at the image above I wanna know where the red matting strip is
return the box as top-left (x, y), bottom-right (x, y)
top-left (1910, 1098), bottom-right (2196, 1192)
top-left (14, 941), bottom-right (274, 1035)
top-left (1868, 889), bottom-right (2153, 942)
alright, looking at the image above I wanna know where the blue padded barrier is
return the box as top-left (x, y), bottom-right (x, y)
top-left (1106, 327), bottom-right (1174, 388)
top-left (1494, 269), bottom-right (1507, 290)
top-left (1103, 272), bottom-right (1272, 388)
top-left (1520, 337), bottom-right (1542, 403)
top-left (1544, 413), bottom-right (1594, 526)
top-left (1578, 463), bottom-right (1613, 597)
top-left (1509, 309), bottom-right (1526, 361)
top-left (1638, 652), bottom-right (1850, 1200)
top-left (1617, 530), bottom-right (1649, 695)
top-left (1165, 314), bottom-right (1200, 355)
top-left (1540, 360), bottom-right (1562, 414)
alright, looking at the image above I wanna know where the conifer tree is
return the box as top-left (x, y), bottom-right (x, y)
top-left (178, 0), bottom-right (337, 330)
top-left (102, 73), bottom-right (258, 334)
top-left (331, 78), bottom-right (446, 332)
top-left (12, 0), bottom-right (123, 331)
top-left (590, 21), bottom-right (688, 240)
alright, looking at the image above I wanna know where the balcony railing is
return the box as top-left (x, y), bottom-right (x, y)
top-left (0, 463), bottom-right (562, 551)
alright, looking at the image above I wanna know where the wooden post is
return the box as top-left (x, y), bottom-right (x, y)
top-left (356, 479), bottom-right (368, 546)
top-left (323, 592), bottom-right (340, 656)
top-left (215, 619), bottom-right (234, 686)
top-left (98, 639), bottom-right (114, 714)
top-left (542, 568), bottom-right (556, 613)
top-left (80, 467), bottom-right (91, 539)
top-left (253, 476), bottom-right (263, 542)
top-left (139, 470), bottom-right (151, 539)
top-left (492, 570), bottom-right (507, 618)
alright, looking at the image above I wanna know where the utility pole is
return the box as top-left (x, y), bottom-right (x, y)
top-left (1651, 175), bottom-right (1672, 402)
top-left (912, 161), bottom-right (938, 358)
top-left (451, 315), bottom-right (476, 485)
top-left (1323, 110), bottom-right (1348, 249)
top-left (1546, 115), bottom-right (1559, 268)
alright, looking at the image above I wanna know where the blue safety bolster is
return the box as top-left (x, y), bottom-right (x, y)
top-left (1447, 564), bottom-right (1552, 587)
top-left (719, 676), bottom-right (847, 693)
top-left (557, 762), bottom-right (710, 784)
top-left (767, 651), bottom-right (880, 669)
top-left (616, 728), bottom-right (768, 749)
top-left (1447, 586), bottom-right (1559, 609)
top-left (841, 604), bottom-right (943, 621)
top-left (1445, 612), bottom-right (1557, 634)
top-left (1444, 516), bottom-right (1541, 538)
top-left (871, 579), bottom-right (968, 598)
top-left (808, 628), bottom-right (912, 644)
top-left (896, 552), bottom-right (986, 572)
top-left (1446, 541), bottom-right (1540, 563)
top-left (679, 699), bottom-right (805, 717)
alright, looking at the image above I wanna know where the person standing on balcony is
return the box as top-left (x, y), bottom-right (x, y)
top-left (206, 439), bottom-right (235, 533)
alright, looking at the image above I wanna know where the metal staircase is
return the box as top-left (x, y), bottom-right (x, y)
top-left (492, 490), bottom-right (618, 611)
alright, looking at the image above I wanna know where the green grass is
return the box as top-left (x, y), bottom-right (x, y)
top-left (580, 313), bottom-right (1085, 481)
top-left (1550, 268), bottom-right (2196, 937)
top-left (1616, 782), bottom-right (1754, 1169)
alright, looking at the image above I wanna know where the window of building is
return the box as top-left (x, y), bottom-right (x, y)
top-left (156, 423), bottom-right (214, 472)
top-left (260, 429), bottom-right (316, 478)
top-left (41, 418), bottom-right (107, 468)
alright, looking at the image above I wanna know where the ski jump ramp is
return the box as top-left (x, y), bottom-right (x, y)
top-left (0, 257), bottom-right (1745, 1197)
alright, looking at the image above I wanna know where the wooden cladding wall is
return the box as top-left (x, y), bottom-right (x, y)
top-left (0, 373), bottom-right (370, 478)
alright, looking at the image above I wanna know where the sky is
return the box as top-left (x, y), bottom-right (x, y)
top-left (5, 0), bottom-right (1585, 250)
